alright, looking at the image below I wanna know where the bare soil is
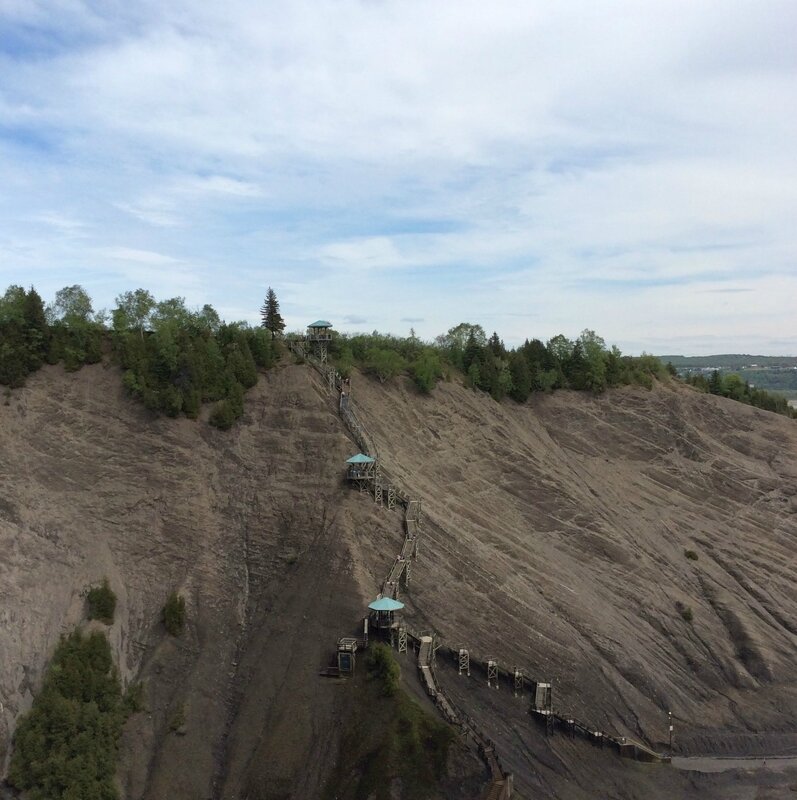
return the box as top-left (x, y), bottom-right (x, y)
top-left (1, 361), bottom-right (795, 799)
top-left (349, 371), bottom-right (797, 797)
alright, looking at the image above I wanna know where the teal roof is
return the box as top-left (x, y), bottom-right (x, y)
top-left (368, 597), bottom-right (405, 612)
top-left (346, 453), bottom-right (375, 464)
top-left (308, 320), bottom-right (332, 328)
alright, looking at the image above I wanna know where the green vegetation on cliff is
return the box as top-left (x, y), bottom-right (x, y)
top-left (324, 644), bottom-right (457, 800)
top-left (685, 370), bottom-right (795, 419)
top-left (8, 630), bottom-right (138, 800)
top-left (328, 324), bottom-right (667, 401)
top-left (0, 283), bottom-right (275, 427)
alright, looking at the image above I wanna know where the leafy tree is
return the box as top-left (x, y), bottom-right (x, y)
top-left (49, 285), bottom-right (94, 326)
top-left (260, 287), bottom-right (285, 339)
top-left (151, 297), bottom-right (192, 332)
top-left (723, 373), bottom-right (746, 402)
top-left (546, 334), bottom-right (573, 369)
top-left (435, 322), bottom-right (486, 370)
top-left (112, 289), bottom-right (155, 337)
top-left (365, 347), bottom-right (406, 383)
top-left (196, 304), bottom-right (221, 333)
top-left (578, 329), bottom-right (608, 393)
top-left (0, 285), bottom-right (27, 323)
top-left (411, 349), bottom-right (443, 394)
top-left (335, 345), bottom-right (355, 378)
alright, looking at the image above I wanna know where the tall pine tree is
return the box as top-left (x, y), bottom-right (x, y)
top-left (260, 287), bottom-right (285, 339)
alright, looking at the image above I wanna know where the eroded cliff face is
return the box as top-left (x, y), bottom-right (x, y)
top-left (2, 361), bottom-right (796, 799)
top-left (0, 361), bottom-right (409, 799)
top-left (350, 372), bottom-right (797, 796)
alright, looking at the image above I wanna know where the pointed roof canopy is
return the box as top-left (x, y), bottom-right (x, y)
top-left (368, 597), bottom-right (405, 612)
top-left (346, 453), bottom-right (375, 464)
top-left (308, 320), bottom-right (333, 328)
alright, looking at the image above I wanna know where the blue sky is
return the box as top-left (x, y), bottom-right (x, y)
top-left (1, 1), bottom-right (796, 355)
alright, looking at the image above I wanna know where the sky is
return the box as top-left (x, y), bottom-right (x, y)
top-left (1, 1), bottom-right (795, 355)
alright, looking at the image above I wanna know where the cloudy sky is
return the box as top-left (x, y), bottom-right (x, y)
top-left (1, 1), bottom-right (795, 354)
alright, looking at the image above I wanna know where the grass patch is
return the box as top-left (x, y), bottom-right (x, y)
top-left (324, 645), bottom-right (456, 800)
top-left (684, 549), bottom-right (699, 561)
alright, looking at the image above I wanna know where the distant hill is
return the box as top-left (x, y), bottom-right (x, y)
top-left (659, 354), bottom-right (797, 369)
top-left (659, 355), bottom-right (797, 398)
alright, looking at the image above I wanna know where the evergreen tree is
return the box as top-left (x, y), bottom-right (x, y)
top-left (488, 331), bottom-right (505, 358)
top-left (260, 287), bottom-right (285, 339)
top-left (508, 351), bottom-right (532, 402)
top-left (23, 287), bottom-right (48, 369)
top-left (463, 330), bottom-right (483, 372)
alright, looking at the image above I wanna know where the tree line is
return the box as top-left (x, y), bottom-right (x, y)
top-left (8, 629), bottom-right (140, 800)
top-left (4, 281), bottom-right (792, 422)
top-left (0, 283), bottom-right (279, 429)
top-left (323, 323), bottom-right (669, 401)
top-left (685, 370), bottom-right (796, 419)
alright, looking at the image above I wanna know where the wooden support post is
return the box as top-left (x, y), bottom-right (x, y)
top-left (374, 482), bottom-right (383, 506)
top-left (458, 648), bottom-right (470, 677)
top-left (398, 626), bottom-right (407, 653)
top-left (513, 668), bottom-right (524, 697)
top-left (487, 659), bottom-right (498, 689)
top-left (387, 485), bottom-right (396, 510)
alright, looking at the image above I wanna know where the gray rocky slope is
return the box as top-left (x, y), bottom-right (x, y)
top-left (1, 360), bottom-right (795, 798)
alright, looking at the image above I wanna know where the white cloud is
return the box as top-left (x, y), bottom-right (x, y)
top-left (94, 247), bottom-right (181, 265)
top-left (0, 1), bottom-right (795, 352)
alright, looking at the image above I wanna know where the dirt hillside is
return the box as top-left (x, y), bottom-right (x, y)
top-left (0, 360), bottom-right (447, 799)
top-left (350, 371), bottom-right (797, 797)
top-left (1, 360), bottom-right (795, 799)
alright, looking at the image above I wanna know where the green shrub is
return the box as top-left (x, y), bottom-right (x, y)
top-left (684, 549), bottom-right (699, 561)
top-left (87, 578), bottom-right (117, 624)
top-left (123, 681), bottom-right (145, 714)
top-left (209, 400), bottom-right (235, 430)
top-left (365, 643), bottom-right (400, 697)
top-left (364, 348), bottom-right (406, 384)
top-left (162, 592), bottom-right (186, 636)
top-left (411, 350), bottom-right (443, 394)
top-left (8, 630), bottom-right (134, 799)
top-left (675, 601), bottom-right (694, 623)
